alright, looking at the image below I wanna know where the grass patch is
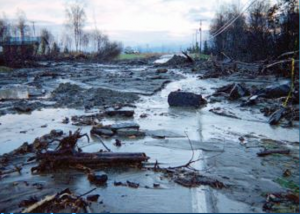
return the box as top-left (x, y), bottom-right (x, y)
top-left (190, 53), bottom-right (210, 60)
top-left (117, 53), bottom-right (161, 60)
top-left (0, 66), bottom-right (13, 72)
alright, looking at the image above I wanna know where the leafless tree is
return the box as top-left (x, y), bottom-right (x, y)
top-left (92, 29), bottom-right (108, 53)
top-left (40, 28), bottom-right (53, 55)
top-left (81, 32), bottom-right (90, 51)
top-left (65, 0), bottom-right (86, 52)
top-left (0, 15), bottom-right (10, 41)
top-left (16, 9), bottom-right (28, 40)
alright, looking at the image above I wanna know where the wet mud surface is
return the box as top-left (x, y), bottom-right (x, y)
top-left (0, 56), bottom-right (299, 213)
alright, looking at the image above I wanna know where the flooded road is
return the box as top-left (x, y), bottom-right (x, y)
top-left (0, 56), bottom-right (298, 213)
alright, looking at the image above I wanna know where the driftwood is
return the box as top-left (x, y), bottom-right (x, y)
top-left (21, 194), bottom-right (57, 213)
top-left (36, 151), bottom-right (149, 167)
top-left (276, 51), bottom-right (299, 60)
top-left (257, 149), bottom-right (290, 157)
top-left (21, 188), bottom-right (92, 213)
top-left (182, 51), bottom-right (194, 63)
top-left (261, 59), bottom-right (299, 74)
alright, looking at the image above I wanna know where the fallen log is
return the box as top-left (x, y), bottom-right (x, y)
top-left (257, 149), bottom-right (290, 157)
top-left (182, 51), bottom-right (194, 63)
top-left (36, 152), bottom-right (149, 166)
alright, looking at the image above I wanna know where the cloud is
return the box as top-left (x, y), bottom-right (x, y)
top-left (0, 0), bottom-right (249, 47)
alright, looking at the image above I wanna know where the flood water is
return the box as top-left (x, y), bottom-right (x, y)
top-left (0, 56), bottom-right (298, 213)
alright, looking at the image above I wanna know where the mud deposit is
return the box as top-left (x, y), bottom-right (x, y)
top-left (0, 57), bottom-right (299, 213)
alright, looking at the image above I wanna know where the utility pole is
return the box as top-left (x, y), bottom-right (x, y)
top-left (195, 30), bottom-right (198, 52)
top-left (199, 20), bottom-right (202, 55)
top-left (31, 21), bottom-right (36, 37)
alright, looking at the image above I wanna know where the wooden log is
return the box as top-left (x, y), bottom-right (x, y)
top-left (37, 152), bottom-right (149, 166)
top-left (257, 149), bottom-right (290, 157)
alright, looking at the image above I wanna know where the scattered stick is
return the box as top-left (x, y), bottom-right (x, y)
top-left (78, 187), bottom-right (97, 198)
top-left (93, 134), bottom-right (111, 152)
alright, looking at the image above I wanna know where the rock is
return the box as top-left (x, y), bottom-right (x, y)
top-left (229, 83), bottom-right (249, 100)
top-left (105, 110), bottom-right (134, 118)
top-left (13, 101), bottom-right (45, 113)
top-left (241, 95), bottom-right (258, 106)
top-left (114, 139), bottom-right (122, 147)
top-left (116, 129), bottom-right (146, 138)
top-left (168, 91), bottom-right (207, 108)
top-left (269, 107), bottom-right (287, 125)
top-left (87, 194), bottom-right (100, 202)
top-left (91, 127), bottom-right (115, 137)
top-left (50, 129), bottom-right (63, 137)
top-left (156, 68), bottom-right (168, 73)
top-left (153, 183), bottom-right (160, 188)
top-left (71, 115), bottom-right (101, 126)
top-left (140, 113), bottom-right (148, 118)
top-left (214, 83), bottom-right (235, 95)
top-left (164, 55), bottom-right (189, 66)
top-left (88, 173), bottom-right (108, 185)
top-left (260, 82), bottom-right (290, 98)
top-left (126, 181), bottom-right (139, 188)
top-left (62, 117), bottom-right (69, 124)
top-left (108, 122), bottom-right (140, 131)
top-left (200, 71), bottom-right (221, 79)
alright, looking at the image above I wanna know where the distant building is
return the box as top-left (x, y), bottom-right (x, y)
top-left (0, 37), bottom-right (41, 63)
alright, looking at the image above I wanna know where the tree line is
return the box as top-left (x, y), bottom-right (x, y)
top-left (209, 0), bottom-right (299, 62)
top-left (0, 0), bottom-right (123, 62)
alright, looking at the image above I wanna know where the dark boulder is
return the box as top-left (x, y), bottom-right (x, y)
top-left (168, 91), bottom-right (207, 108)
top-left (91, 127), bottom-right (115, 137)
top-left (108, 122), bottom-right (140, 131)
top-left (105, 110), bottom-right (134, 118)
top-left (156, 68), bottom-right (168, 73)
top-left (259, 82), bottom-right (290, 99)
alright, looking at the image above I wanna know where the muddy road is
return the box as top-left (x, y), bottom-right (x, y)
top-left (0, 56), bottom-right (299, 213)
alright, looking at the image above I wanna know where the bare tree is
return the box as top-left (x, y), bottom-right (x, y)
top-left (0, 15), bottom-right (10, 41)
top-left (92, 29), bottom-right (108, 53)
top-left (16, 9), bottom-right (28, 40)
top-left (65, 1), bottom-right (86, 52)
top-left (81, 32), bottom-right (90, 51)
top-left (40, 28), bottom-right (53, 55)
top-left (247, 0), bottom-right (270, 60)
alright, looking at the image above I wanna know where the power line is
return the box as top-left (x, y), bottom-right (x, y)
top-left (209, 0), bottom-right (259, 40)
top-left (210, 0), bottom-right (252, 37)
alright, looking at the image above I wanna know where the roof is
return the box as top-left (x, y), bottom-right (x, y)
top-left (0, 37), bottom-right (41, 46)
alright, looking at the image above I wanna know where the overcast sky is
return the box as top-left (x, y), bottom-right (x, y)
top-left (0, 0), bottom-right (250, 48)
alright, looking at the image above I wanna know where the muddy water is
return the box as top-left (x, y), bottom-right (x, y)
top-left (0, 58), bottom-right (299, 212)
